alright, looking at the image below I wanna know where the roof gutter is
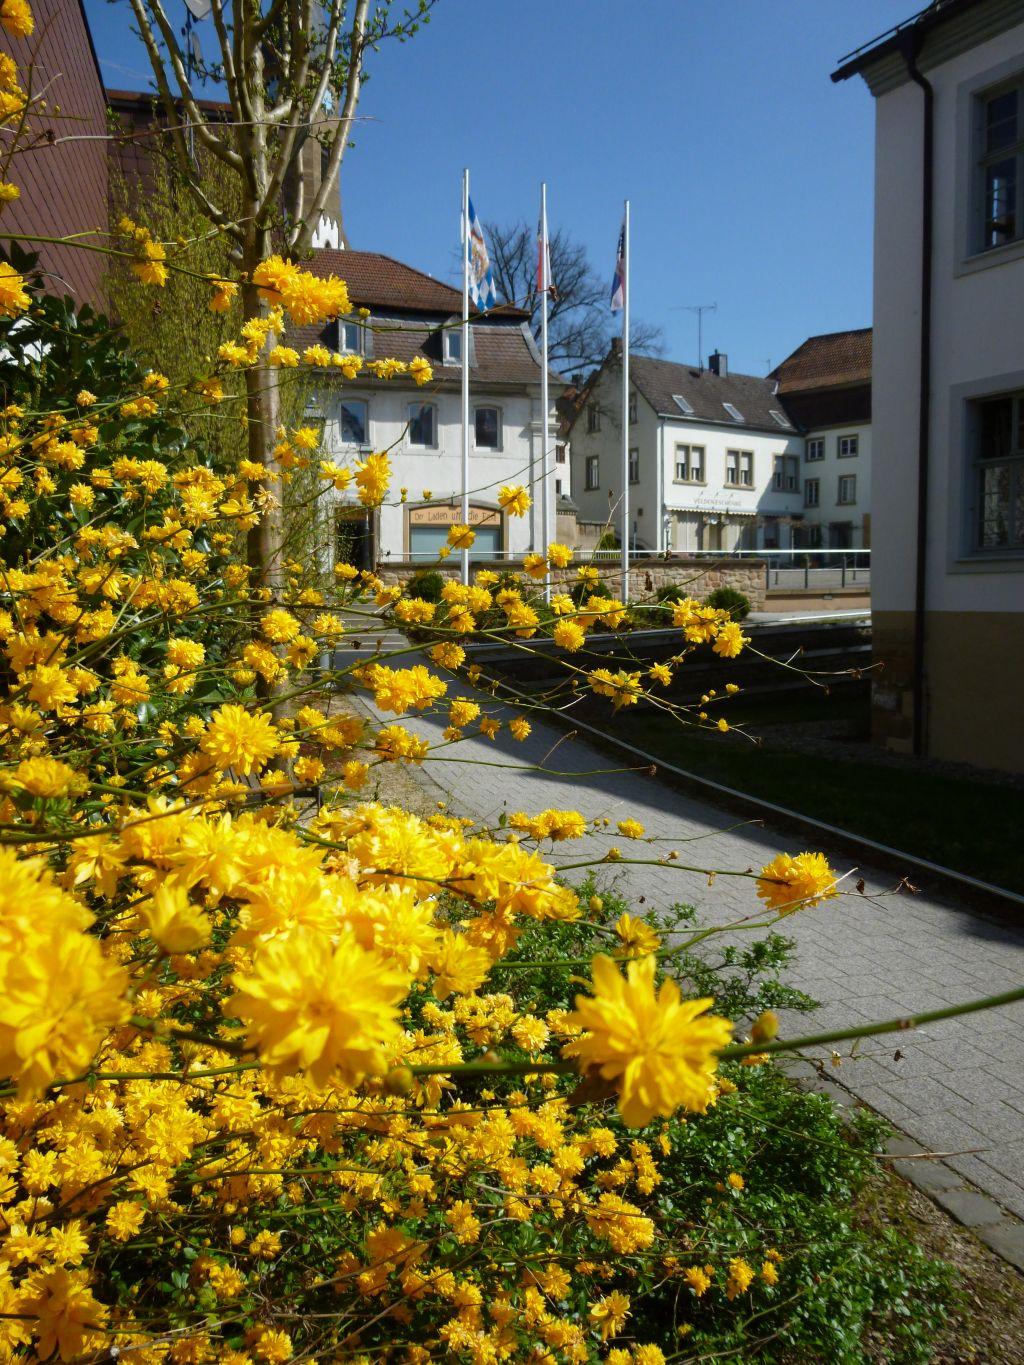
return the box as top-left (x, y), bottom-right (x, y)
top-left (899, 30), bottom-right (934, 758)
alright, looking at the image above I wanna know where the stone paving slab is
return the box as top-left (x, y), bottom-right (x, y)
top-left (354, 680), bottom-right (1024, 1226)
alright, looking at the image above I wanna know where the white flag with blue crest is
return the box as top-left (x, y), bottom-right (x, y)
top-left (466, 197), bottom-right (497, 312)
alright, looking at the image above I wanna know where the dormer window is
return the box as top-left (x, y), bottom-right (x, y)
top-left (337, 318), bottom-right (364, 354)
top-left (443, 328), bottom-right (463, 365)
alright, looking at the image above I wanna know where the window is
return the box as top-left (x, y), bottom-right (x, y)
top-left (556, 444), bottom-right (566, 464)
top-left (340, 399), bottom-right (367, 446)
top-left (672, 393), bottom-right (695, 415)
top-left (837, 474), bottom-right (856, 505)
top-left (585, 455), bottom-right (599, 490)
top-left (805, 478), bottom-right (820, 508)
top-left (725, 450), bottom-right (753, 487)
top-left (408, 402), bottom-right (437, 449)
top-left (474, 406), bottom-right (500, 450)
top-left (443, 328), bottom-right (463, 365)
top-left (977, 80), bottom-right (1023, 251)
top-left (674, 443), bottom-right (705, 483)
top-left (972, 390), bottom-right (1024, 550)
top-left (838, 434), bottom-right (859, 458)
top-left (806, 437), bottom-right (825, 462)
top-left (772, 455), bottom-right (799, 492)
top-left (338, 319), bottom-right (363, 354)
top-left (555, 478), bottom-right (563, 495)
top-left (722, 402), bottom-right (744, 422)
top-left (628, 391), bottom-right (638, 424)
top-left (769, 409), bottom-right (791, 428)
top-left (628, 447), bottom-right (640, 484)
top-left (587, 404), bottom-right (601, 434)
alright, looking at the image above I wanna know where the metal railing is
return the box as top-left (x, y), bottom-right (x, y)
top-left (377, 546), bottom-right (871, 589)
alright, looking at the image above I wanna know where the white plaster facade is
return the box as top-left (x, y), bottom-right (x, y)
top-left (319, 380), bottom-right (560, 564)
top-left (798, 420), bottom-right (873, 549)
top-left (569, 359), bottom-right (808, 553)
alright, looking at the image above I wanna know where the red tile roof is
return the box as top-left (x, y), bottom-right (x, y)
top-left (309, 249), bottom-right (529, 319)
top-left (770, 328), bottom-right (872, 394)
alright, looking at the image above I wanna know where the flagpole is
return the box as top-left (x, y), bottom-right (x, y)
top-left (461, 168), bottom-right (470, 587)
top-left (620, 198), bottom-right (630, 604)
top-left (540, 182), bottom-right (552, 602)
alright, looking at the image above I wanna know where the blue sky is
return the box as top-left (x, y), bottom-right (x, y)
top-left (85, 0), bottom-right (913, 376)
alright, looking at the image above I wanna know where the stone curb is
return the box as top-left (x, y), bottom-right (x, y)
top-left (778, 1058), bottom-right (1024, 1272)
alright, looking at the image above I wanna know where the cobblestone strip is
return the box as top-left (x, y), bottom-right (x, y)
top-left (350, 672), bottom-right (1024, 1261)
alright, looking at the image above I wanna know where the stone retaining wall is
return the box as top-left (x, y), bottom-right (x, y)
top-left (375, 557), bottom-right (766, 609)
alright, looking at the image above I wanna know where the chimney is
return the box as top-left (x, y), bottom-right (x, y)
top-left (708, 351), bottom-right (727, 377)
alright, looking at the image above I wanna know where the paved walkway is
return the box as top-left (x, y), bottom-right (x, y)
top-left (358, 683), bottom-right (1024, 1225)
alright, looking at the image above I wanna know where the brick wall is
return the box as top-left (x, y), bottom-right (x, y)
top-left (375, 557), bottom-right (766, 610)
top-left (0, 0), bottom-right (109, 306)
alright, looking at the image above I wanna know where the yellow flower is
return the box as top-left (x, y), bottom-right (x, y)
top-left (0, 929), bottom-right (129, 1096)
top-left (590, 1290), bottom-right (630, 1341)
top-left (209, 276), bottom-right (238, 312)
top-left (227, 931), bottom-right (408, 1087)
top-left (761, 1259), bottom-right (779, 1285)
top-left (613, 912), bottom-right (660, 958)
top-left (0, 0), bottom-right (33, 39)
top-left (726, 1256), bottom-right (755, 1300)
top-left (0, 260), bottom-right (29, 317)
top-left (727, 1171), bottom-right (744, 1190)
top-left (553, 619), bottom-right (585, 652)
top-left (521, 552), bottom-right (547, 580)
top-left (682, 1265), bottom-right (712, 1297)
top-left (18, 1267), bottom-right (107, 1362)
top-left (105, 1202), bottom-right (145, 1242)
top-left (588, 667), bottom-right (642, 709)
top-left (756, 851), bottom-right (837, 915)
top-left (713, 621), bottom-right (748, 658)
top-left (616, 818), bottom-right (644, 839)
top-left (131, 238), bottom-right (168, 287)
top-left (355, 450), bottom-right (389, 506)
top-left (447, 522), bottom-right (475, 550)
top-left (547, 541), bottom-right (573, 568)
top-left (509, 716), bottom-right (531, 741)
top-left (1, 756), bottom-right (84, 799)
top-left (564, 954), bottom-right (732, 1127)
top-left (200, 703), bottom-right (280, 776)
top-left (498, 484), bottom-right (531, 517)
top-left (409, 355), bottom-right (433, 386)
top-left (138, 882), bottom-right (211, 955)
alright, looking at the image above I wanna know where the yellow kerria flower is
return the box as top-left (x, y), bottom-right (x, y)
top-left (0, 260), bottom-right (29, 317)
top-left (498, 484), bottom-right (531, 517)
top-left (227, 931), bottom-right (408, 1088)
top-left (564, 953), bottom-right (732, 1127)
top-left (756, 851), bottom-right (838, 915)
top-left (200, 703), bottom-right (280, 776)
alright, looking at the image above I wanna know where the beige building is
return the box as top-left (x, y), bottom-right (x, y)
top-left (836, 0), bottom-right (1024, 773)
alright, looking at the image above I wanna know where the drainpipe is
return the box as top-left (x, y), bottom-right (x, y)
top-left (900, 32), bottom-right (933, 759)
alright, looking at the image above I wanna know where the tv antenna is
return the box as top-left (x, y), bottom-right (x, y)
top-left (670, 302), bottom-right (717, 371)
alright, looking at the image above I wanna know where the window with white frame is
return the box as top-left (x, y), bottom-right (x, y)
top-left (585, 454), bottom-right (599, 490)
top-left (340, 399), bottom-right (368, 446)
top-left (628, 391), bottom-right (638, 424)
top-left (337, 319), bottom-right (364, 354)
top-left (725, 450), bottom-right (753, 487)
top-left (976, 79), bottom-right (1024, 252)
top-left (674, 443), bottom-right (705, 483)
top-left (772, 455), bottom-right (799, 492)
top-left (806, 437), bottom-right (824, 461)
top-left (408, 402), bottom-right (437, 449)
top-left (971, 389), bottom-right (1024, 551)
top-left (628, 447), bottom-right (640, 484)
top-left (805, 477), bottom-right (820, 508)
top-left (587, 404), bottom-right (601, 434)
top-left (838, 434), bottom-right (859, 458)
top-left (837, 473), bottom-right (856, 505)
top-left (474, 406), bottom-right (500, 450)
top-left (443, 328), bottom-right (463, 365)
top-left (722, 401), bottom-right (744, 422)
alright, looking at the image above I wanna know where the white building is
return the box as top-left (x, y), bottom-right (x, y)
top-left (836, 0), bottom-right (1024, 771)
top-left (300, 250), bottom-right (563, 567)
top-left (568, 349), bottom-right (808, 553)
top-left (770, 329), bottom-right (873, 550)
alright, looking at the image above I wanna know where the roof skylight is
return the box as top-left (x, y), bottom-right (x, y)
top-left (722, 402), bottom-right (744, 422)
top-left (769, 409), bottom-right (791, 427)
top-left (671, 393), bottom-right (695, 415)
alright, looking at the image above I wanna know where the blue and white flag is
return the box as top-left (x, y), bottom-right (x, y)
top-left (610, 220), bottom-right (626, 313)
top-left (466, 197), bottom-right (497, 312)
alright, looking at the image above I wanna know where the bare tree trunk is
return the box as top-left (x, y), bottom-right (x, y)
top-left (240, 280), bottom-right (284, 594)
